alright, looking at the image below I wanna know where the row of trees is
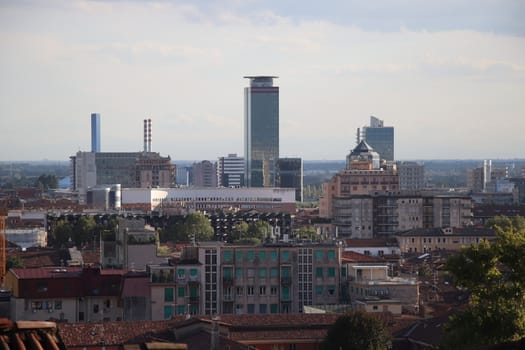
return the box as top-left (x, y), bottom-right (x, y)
top-left (48, 216), bottom-right (117, 248)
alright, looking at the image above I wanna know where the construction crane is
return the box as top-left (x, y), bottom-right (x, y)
top-left (0, 197), bottom-right (8, 285)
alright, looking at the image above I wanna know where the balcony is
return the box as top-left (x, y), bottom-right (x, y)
top-left (223, 294), bottom-right (234, 302)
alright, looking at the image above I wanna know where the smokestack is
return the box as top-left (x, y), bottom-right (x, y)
top-left (148, 118), bottom-right (152, 152)
top-left (143, 119), bottom-right (148, 153)
top-left (91, 113), bottom-right (101, 153)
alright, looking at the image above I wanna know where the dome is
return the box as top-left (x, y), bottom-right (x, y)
top-left (346, 140), bottom-right (380, 169)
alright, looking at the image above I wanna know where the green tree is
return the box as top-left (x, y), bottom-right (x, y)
top-left (296, 226), bottom-right (320, 241)
top-left (246, 220), bottom-right (271, 240)
top-left (322, 311), bottom-right (391, 350)
top-left (442, 223), bottom-right (525, 349)
top-left (160, 212), bottom-right (214, 243)
top-left (34, 174), bottom-right (58, 190)
top-left (485, 215), bottom-right (525, 232)
top-left (51, 220), bottom-right (73, 247)
top-left (6, 255), bottom-right (24, 269)
top-left (73, 215), bottom-right (97, 247)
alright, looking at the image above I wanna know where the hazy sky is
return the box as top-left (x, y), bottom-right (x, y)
top-left (1, 0), bottom-right (524, 161)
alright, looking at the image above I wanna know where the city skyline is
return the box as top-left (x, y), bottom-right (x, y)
top-left (0, 0), bottom-right (524, 162)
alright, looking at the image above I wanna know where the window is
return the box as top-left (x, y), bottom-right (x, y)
top-left (364, 250), bottom-right (371, 256)
top-left (177, 269), bottom-right (185, 279)
top-left (270, 286), bottom-right (278, 295)
top-left (270, 267), bottom-right (278, 278)
top-left (223, 267), bottom-right (233, 279)
top-left (247, 268), bottom-right (255, 278)
top-left (259, 268), bottom-right (267, 278)
top-left (189, 286), bottom-right (198, 297)
top-left (316, 267), bottom-right (323, 278)
top-left (236, 251), bottom-right (243, 261)
top-left (247, 286), bottom-right (254, 296)
top-left (341, 266), bottom-right (347, 277)
top-left (315, 250), bottom-right (324, 261)
top-left (177, 287), bottom-right (185, 298)
top-left (164, 305), bottom-right (173, 319)
top-left (327, 250), bottom-right (336, 260)
top-left (259, 304), bottom-right (267, 314)
top-left (282, 250), bottom-right (290, 260)
top-left (190, 269), bottom-right (198, 277)
top-left (223, 250), bottom-right (232, 261)
top-left (270, 250), bottom-right (278, 260)
top-left (177, 305), bottom-right (186, 315)
top-left (378, 250), bottom-right (384, 256)
top-left (165, 288), bottom-right (174, 302)
top-left (316, 286), bottom-right (323, 295)
top-left (259, 251), bottom-right (266, 260)
top-left (236, 286), bottom-right (244, 296)
top-left (328, 267), bottom-right (336, 278)
top-left (270, 304), bottom-right (278, 313)
top-left (235, 268), bottom-right (243, 279)
top-left (247, 251), bottom-right (254, 261)
top-left (54, 301), bottom-right (62, 310)
top-left (93, 304), bottom-right (99, 313)
top-left (259, 286), bottom-right (266, 295)
top-left (247, 304), bottom-right (255, 314)
top-left (328, 286), bottom-right (336, 296)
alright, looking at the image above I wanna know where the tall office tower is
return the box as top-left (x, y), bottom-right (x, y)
top-left (217, 153), bottom-right (245, 187)
top-left (273, 158), bottom-right (304, 202)
top-left (91, 113), bottom-right (101, 153)
top-left (244, 76), bottom-right (279, 187)
top-left (357, 116), bottom-right (394, 161)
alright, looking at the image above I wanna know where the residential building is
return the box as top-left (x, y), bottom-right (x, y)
top-left (101, 217), bottom-right (165, 270)
top-left (357, 116), bottom-right (394, 161)
top-left (344, 238), bottom-right (401, 257)
top-left (192, 160), bottom-right (217, 187)
top-left (217, 153), bottom-right (245, 187)
top-left (273, 157), bottom-right (303, 202)
top-left (5, 266), bottom-right (125, 322)
top-left (319, 141), bottom-right (399, 237)
top-left (396, 227), bottom-right (496, 253)
top-left (397, 161), bottom-right (425, 190)
top-left (244, 76), bottom-right (279, 187)
top-left (341, 251), bottom-right (419, 314)
top-left (91, 113), bottom-right (101, 153)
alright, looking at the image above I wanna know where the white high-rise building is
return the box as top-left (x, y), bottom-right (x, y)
top-left (217, 154), bottom-right (245, 187)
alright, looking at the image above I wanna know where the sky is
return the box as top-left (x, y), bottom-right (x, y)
top-left (0, 0), bottom-right (524, 161)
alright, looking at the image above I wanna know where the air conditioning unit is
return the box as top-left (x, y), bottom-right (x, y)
top-left (48, 309), bottom-right (53, 313)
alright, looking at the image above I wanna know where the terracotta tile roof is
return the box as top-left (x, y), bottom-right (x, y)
top-left (345, 238), bottom-right (398, 248)
top-left (80, 248), bottom-right (100, 265)
top-left (8, 247), bottom-right (67, 268)
top-left (0, 319), bottom-right (67, 350)
top-left (59, 318), bottom-right (250, 349)
top-left (10, 267), bottom-right (83, 279)
top-left (341, 251), bottom-right (386, 263)
top-left (201, 313), bottom-right (339, 328)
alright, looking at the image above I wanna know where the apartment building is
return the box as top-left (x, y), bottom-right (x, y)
top-left (396, 227), bottom-right (496, 254)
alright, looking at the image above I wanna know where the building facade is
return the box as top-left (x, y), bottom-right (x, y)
top-left (244, 76), bottom-right (279, 187)
top-left (273, 157), bottom-right (303, 202)
top-left (217, 154), bottom-right (245, 187)
top-left (397, 161), bottom-right (425, 190)
top-left (121, 187), bottom-right (297, 214)
top-left (192, 160), bottom-right (217, 187)
top-left (358, 116), bottom-right (394, 161)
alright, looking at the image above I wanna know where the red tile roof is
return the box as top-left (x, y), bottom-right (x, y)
top-left (0, 319), bottom-right (67, 350)
top-left (345, 238), bottom-right (398, 248)
top-left (10, 267), bottom-right (83, 279)
top-left (341, 251), bottom-right (387, 263)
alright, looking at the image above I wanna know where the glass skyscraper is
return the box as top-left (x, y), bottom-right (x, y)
top-left (359, 116), bottom-right (394, 161)
top-left (244, 76), bottom-right (279, 187)
top-left (91, 113), bottom-right (101, 153)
